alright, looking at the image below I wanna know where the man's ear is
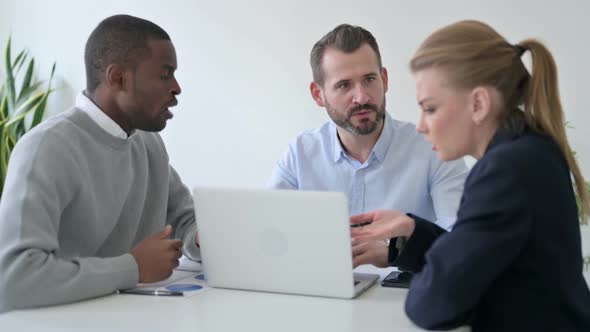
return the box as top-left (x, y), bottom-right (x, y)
top-left (310, 81), bottom-right (325, 107)
top-left (471, 87), bottom-right (492, 126)
top-left (381, 67), bottom-right (389, 93)
top-left (104, 64), bottom-right (126, 91)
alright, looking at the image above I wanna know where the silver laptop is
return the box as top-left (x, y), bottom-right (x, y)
top-left (193, 187), bottom-right (379, 298)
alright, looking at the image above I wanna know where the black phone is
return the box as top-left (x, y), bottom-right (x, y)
top-left (381, 271), bottom-right (413, 288)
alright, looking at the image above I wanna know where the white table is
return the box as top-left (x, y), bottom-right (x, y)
top-left (0, 266), bottom-right (469, 332)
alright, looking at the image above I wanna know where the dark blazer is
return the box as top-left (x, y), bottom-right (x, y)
top-left (390, 126), bottom-right (590, 331)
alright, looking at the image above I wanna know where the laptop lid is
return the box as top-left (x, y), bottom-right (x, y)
top-left (193, 188), bottom-right (377, 298)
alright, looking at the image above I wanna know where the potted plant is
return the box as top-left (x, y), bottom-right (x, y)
top-left (580, 182), bottom-right (590, 276)
top-left (0, 37), bottom-right (55, 199)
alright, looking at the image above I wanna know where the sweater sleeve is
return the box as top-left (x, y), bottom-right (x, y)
top-left (0, 132), bottom-right (138, 313)
top-left (404, 155), bottom-right (531, 330)
top-left (166, 165), bottom-right (200, 260)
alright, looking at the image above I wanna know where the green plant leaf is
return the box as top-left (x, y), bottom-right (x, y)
top-left (4, 91), bottom-right (45, 131)
top-left (10, 90), bottom-right (45, 116)
top-left (17, 57), bottom-right (35, 103)
top-left (0, 134), bottom-right (10, 194)
top-left (12, 49), bottom-right (27, 75)
top-left (31, 62), bottom-right (56, 128)
top-left (15, 81), bottom-right (43, 104)
top-left (0, 38), bottom-right (55, 201)
top-left (15, 121), bottom-right (25, 140)
top-left (4, 37), bottom-right (16, 117)
top-left (4, 103), bottom-right (38, 129)
top-left (0, 94), bottom-right (7, 122)
top-left (29, 92), bottom-right (51, 130)
top-left (5, 89), bottom-right (50, 139)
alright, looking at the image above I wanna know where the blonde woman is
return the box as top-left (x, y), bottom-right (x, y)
top-left (351, 20), bottom-right (590, 331)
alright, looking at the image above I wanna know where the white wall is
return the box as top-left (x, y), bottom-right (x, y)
top-left (1, 0), bottom-right (589, 189)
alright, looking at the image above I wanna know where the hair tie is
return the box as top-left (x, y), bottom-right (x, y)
top-left (514, 45), bottom-right (527, 56)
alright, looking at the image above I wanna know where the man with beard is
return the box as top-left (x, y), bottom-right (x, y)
top-left (268, 24), bottom-right (468, 269)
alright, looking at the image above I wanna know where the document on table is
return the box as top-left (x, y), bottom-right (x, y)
top-left (177, 255), bottom-right (202, 272)
top-left (119, 269), bottom-right (209, 297)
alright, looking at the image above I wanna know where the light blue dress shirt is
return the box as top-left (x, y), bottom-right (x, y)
top-left (268, 112), bottom-right (468, 230)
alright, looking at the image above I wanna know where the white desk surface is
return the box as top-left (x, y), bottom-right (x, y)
top-left (0, 265), bottom-right (469, 332)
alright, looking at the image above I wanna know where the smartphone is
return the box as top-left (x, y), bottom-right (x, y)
top-left (381, 271), bottom-right (413, 288)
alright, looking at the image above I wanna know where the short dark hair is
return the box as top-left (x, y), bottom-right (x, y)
top-left (84, 14), bottom-right (171, 92)
top-left (310, 24), bottom-right (382, 86)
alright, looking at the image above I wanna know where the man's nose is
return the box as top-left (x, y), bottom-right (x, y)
top-left (171, 78), bottom-right (181, 96)
top-left (352, 85), bottom-right (370, 105)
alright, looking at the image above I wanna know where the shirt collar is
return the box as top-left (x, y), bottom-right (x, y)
top-left (75, 92), bottom-right (134, 139)
top-left (330, 112), bottom-right (394, 163)
top-left (331, 123), bottom-right (345, 162)
top-left (371, 112), bottom-right (394, 162)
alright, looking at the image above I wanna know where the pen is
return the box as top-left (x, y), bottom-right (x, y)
top-left (117, 289), bottom-right (184, 296)
top-left (350, 221), bottom-right (373, 228)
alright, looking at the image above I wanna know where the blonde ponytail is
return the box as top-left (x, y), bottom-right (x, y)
top-left (517, 40), bottom-right (589, 222)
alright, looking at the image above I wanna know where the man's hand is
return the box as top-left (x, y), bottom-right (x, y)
top-left (350, 210), bottom-right (415, 242)
top-left (130, 225), bottom-right (182, 283)
top-left (352, 239), bottom-right (389, 268)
